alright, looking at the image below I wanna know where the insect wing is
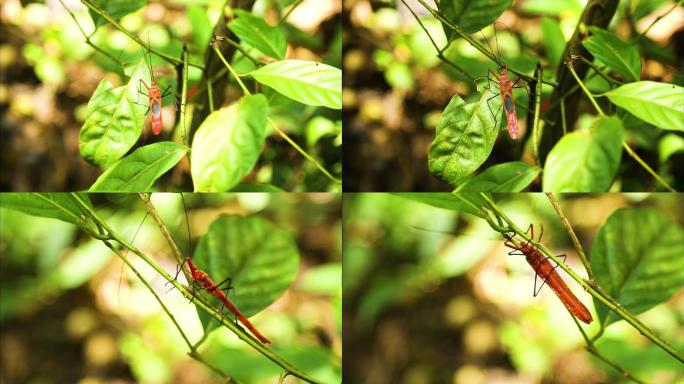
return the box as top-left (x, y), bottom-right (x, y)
top-left (150, 99), bottom-right (162, 135)
top-left (503, 93), bottom-right (519, 139)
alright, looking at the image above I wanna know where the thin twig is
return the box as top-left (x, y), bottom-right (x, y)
top-left (636, 0), bottom-right (683, 42)
top-left (544, 193), bottom-right (594, 281)
top-left (532, 62), bottom-right (543, 167)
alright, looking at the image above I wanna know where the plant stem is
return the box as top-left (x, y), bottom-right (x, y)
top-left (567, 59), bottom-right (605, 117)
top-left (532, 63), bottom-right (543, 168)
top-left (180, 44), bottom-right (189, 148)
top-left (621, 142), bottom-right (676, 192)
top-left (544, 193), bottom-right (594, 281)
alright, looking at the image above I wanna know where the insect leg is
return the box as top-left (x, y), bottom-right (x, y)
top-left (486, 93), bottom-right (502, 126)
top-left (534, 254), bottom-right (566, 296)
top-left (214, 276), bottom-right (239, 325)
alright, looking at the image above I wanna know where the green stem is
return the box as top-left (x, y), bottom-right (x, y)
top-left (211, 38), bottom-right (250, 95)
top-left (532, 62), bottom-right (543, 168)
top-left (567, 60), bottom-right (604, 117)
top-left (180, 45), bottom-right (189, 148)
top-left (544, 193), bottom-right (594, 281)
top-left (621, 142), bottom-right (676, 192)
top-left (479, 193), bottom-right (684, 364)
top-left (70, 193), bottom-right (325, 384)
top-left (560, 97), bottom-right (567, 135)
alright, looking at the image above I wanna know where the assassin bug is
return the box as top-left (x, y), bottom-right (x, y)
top-left (479, 23), bottom-right (528, 140)
top-left (170, 194), bottom-right (271, 344)
top-left (181, 256), bottom-right (271, 344)
top-left (137, 34), bottom-right (174, 135)
top-left (503, 224), bottom-right (593, 324)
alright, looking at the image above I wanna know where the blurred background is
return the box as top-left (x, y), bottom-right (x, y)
top-left (0, 0), bottom-right (342, 191)
top-left (0, 193), bottom-right (341, 383)
top-left (342, 193), bottom-right (684, 383)
top-left (342, 0), bottom-right (684, 191)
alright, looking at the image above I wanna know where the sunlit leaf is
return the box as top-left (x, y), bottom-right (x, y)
top-left (191, 95), bottom-right (269, 192)
top-left (79, 59), bottom-right (148, 168)
top-left (543, 116), bottom-right (624, 192)
top-left (250, 60), bottom-right (341, 109)
top-left (603, 81), bottom-right (684, 131)
top-left (428, 93), bottom-right (499, 184)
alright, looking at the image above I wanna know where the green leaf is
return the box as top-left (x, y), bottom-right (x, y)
top-left (396, 193), bottom-right (488, 219)
top-left (188, 6), bottom-right (213, 53)
top-left (79, 59), bottom-right (148, 168)
top-left (520, 0), bottom-right (582, 16)
top-left (88, 0), bottom-right (147, 28)
top-left (193, 215), bottom-right (299, 327)
top-left (0, 193), bottom-right (92, 225)
top-left (543, 116), bottom-right (624, 192)
top-left (658, 134), bottom-right (684, 163)
top-left (191, 95), bottom-right (269, 192)
top-left (591, 208), bottom-right (684, 327)
top-left (540, 17), bottom-right (565, 69)
top-left (428, 93), bottom-right (499, 184)
top-left (228, 9), bottom-right (287, 60)
top-left (582, 27), bottom-right (641, 82)
top-left (603, 81), bottom-right (684, 131)
top-left (456, 161), bottom-right (540, 192)
top-left (250, 60), bottom-right (341, 109)
top-left (438, 0), bottom-right (513, 38)
top-left (89, 142), bottom-right (188, 192)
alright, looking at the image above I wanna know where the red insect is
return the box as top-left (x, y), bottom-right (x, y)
top-left (184, 257), bottom-right (271, 344)
top-left (487, 64), bottom-right (520, 140)
top-left (481, 24), bottom-right (526, 140)
top-left (138, 46), bottom-right (172, 135)
top-left (503, 225), bottom-right (593, 324)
